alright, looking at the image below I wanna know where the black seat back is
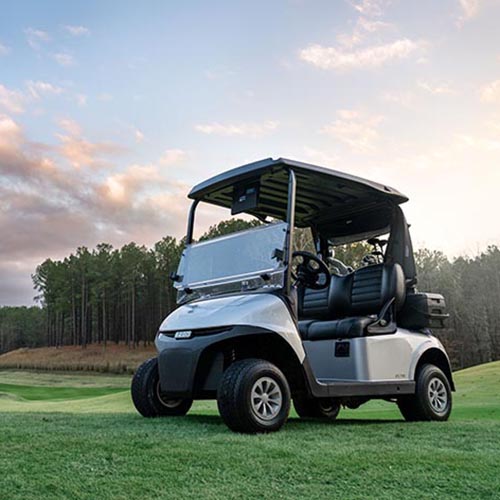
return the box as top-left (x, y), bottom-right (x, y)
top-left (299, 286), bottom-right (330, 320)
top-left (299, 274), bottom-right (351, 320)
top-left (350, 263), bottom-right (405, 315)
top-left (299, 263), bottom-right (405, 320)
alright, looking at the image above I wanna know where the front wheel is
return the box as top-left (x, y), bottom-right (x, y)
top-left (293, 395), bottom-right (341, 420)
top-left (131, 358), bottom-right (193, 417)
top-left (217, 359), bottom-right (291, 433)
top-left (398, 363), bottom-right (452, 421)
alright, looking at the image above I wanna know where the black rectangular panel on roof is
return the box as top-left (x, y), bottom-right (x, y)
top-left (231, 182), bottom-right (260, 215)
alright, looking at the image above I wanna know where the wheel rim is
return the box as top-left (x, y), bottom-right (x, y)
top-left (427, 377), bottom-right (448, 413)
top-left (250, 376), bottom-right (283, 421)
top-left (156, 380), bottom-right (183, 409)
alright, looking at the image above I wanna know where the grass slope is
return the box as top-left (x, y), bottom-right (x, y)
top-left (0, 370), bottom-right (130, 388)
top-left (0, 362), bottom-right (499, 499)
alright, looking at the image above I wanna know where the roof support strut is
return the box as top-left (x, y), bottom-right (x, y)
top-left (284, 169), bottom-right (296, 295)
top-left (186, 199), bottom-right (200, 244)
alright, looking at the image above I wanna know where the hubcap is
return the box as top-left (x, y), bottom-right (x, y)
top-left (250, 376), bottom-right (283, 421)
top-left (156, 380), bottom-right (183, 408)
top-left (428, 377), bottom-right (448, 413)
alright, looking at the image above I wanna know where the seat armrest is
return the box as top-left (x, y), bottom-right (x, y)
top-left (366, 297), bottom-right (396, 335)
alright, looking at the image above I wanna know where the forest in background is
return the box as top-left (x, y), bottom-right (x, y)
top-left (1, 218), bottom-right (500, 371)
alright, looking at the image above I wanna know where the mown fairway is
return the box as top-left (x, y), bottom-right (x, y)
top-left (1, 363), bottom-right (499, 500)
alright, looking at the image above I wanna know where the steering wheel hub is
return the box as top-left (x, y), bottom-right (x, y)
top-left (292, 251), bottom-right (331, 290)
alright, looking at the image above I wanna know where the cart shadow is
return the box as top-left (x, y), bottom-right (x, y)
top-left (183, 414), bottom-right (403, 428)
top-left (287, 417), bottom-right (403, 426)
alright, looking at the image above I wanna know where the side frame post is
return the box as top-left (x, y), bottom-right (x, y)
top-left (186, 199), bottom-right (200, 244)
top-left (284, 169), bottom-right (297, 295)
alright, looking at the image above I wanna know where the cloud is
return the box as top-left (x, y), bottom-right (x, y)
top-left (0, 84), bottom-right (26, 113)
top-left (456, 133), bottom-right (500, 151)
top-left (382, 90), bottom-right (415, 107)
top-left (57, 135), bottom-right (120, 168)
top-left (135, 129), bottom-right (144, 143)
top-left (0, 81), bottom-right (66, 114)
top-left (455, 119), bottom-right (500, 152)
top-left (26, 80), bottom-right (64, 99)
top-left (25, 28), bottom-right (50, 50)
top-left (75, 93), bottom-right (87, 107)
top-left (57, 118), bottom-right (82, 136)
top-left (55, 118), bottom-right (124, 168)
top-left (418, 80), bottom-right (457, 96)
top-left (0, 116), bottom-right (195, 304)
top-left (0, 42), bottom-right (10, 56)
top-left (331, 0), bottom-right (395, 62)
top-left (302, 146), bottom-right (338, 167)
top-left (299, 38), bottom-right (422, 70)
top-left (159, 149), bottom-right (187, 165)
top-left (0, 261), bottom-right (39, 306)
top-left (320, 109), bottom-right (383, 151)
top-left (64, 25), bottom-right (90, 36)
top-left (100, 165), bottom-right (163, 205)
top-left (480, 79), bottom-right (500, 102)
top-left (457, 0), bottom-right (480, 25)
top-left (194, 120), bottom-right (279, 137)
top-left (53, 52), bottom-right (75, 66)
top-left (0, 114), bottom-right (23, 151)
top-left (336, 16), bottom-right (392, 48)
top-left (348, 0), bottom-right (391, 17)
top-left (300, 0), bottom-right (425, 71)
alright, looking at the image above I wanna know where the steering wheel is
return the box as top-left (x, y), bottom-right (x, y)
top-left (292, 251), bottom-right (331, 290)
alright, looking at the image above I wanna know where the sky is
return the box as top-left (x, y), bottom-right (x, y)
top-left (1, 0), bottom-right (500, 305)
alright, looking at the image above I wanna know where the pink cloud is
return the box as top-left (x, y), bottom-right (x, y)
top-left (0, 115), bottom-right (198, 303)
top-left (55, 118), bottom-right (125, 168)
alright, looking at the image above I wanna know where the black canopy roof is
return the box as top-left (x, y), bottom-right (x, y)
top-left (189, 157), bottom-right (408, 242)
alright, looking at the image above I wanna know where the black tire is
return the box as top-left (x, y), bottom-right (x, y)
top-left (217, 358), bottom-right (291, 433)
top-left (131, 357), bottom-right (193, 418)
top-left (293, 395), bottom-right (341, 420)
top-left (398, 363), bottom-right (452, 422)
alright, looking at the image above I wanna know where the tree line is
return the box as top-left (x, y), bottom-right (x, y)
top-left (1, 219), bottom-right (500, 371)
top-left (414, 246), bottom-right (500, 369)
top-left (0, 219), bottom-right (256, 354)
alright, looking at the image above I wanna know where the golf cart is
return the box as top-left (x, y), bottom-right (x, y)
top-left (131, 158), bottom-right (453, 433)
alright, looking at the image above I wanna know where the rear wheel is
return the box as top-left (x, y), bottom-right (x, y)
top-left (293, 395), bottom-right (341, 419)
top-left (398, 363), bottom-right (452, 421)
top-left (217, 359), bottom-right (291, 433)
top-left (131, 358), bottom-right (193, 417)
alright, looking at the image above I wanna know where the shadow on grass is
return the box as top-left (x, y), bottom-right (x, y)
top-left (0, 411), bottom-right (404, 434)
top-left (182, 413), bottom-right (403, 428)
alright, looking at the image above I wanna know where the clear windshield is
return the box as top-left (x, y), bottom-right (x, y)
top-left (175, 222), bottom-right (288, 303)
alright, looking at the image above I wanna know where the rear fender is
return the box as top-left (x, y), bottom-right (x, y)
top-left (412, 346), bottom-right (455, 391)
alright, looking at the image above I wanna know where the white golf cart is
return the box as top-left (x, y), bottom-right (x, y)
top-left (131, 158), bottom-right (453, 433)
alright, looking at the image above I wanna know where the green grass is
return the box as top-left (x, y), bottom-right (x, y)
top-left (1, 363), bottom-right (499, 499)
top-left (0, 383), bottom-right (125, 401)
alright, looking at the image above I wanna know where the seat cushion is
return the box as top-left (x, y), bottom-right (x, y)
top-left (298, 320), bottom-right (314, 338)
top-left (300, 316), bottom-right (376, 341)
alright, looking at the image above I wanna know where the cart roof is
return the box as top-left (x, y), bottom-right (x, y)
top-left (189, 157), bottom-right (408, 241)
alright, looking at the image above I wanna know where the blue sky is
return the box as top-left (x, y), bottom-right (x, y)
top-left (1, 0), bottom-right (500, 304)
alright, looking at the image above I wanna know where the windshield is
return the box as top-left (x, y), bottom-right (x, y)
top-left (175, 222), bottom-right (288, 303)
